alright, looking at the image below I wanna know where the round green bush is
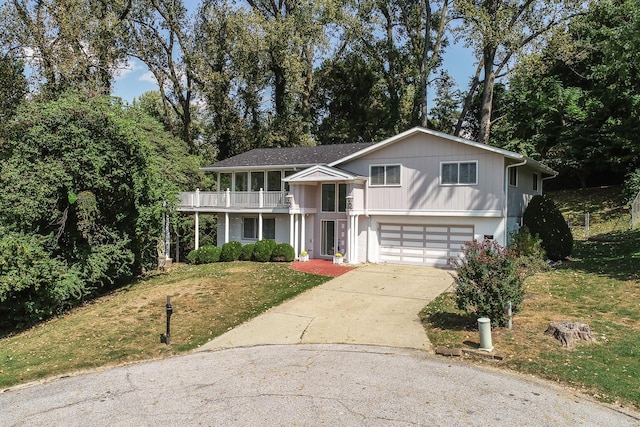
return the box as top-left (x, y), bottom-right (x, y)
top-left (270, 243), bottom-right (295, 262)
top-left (522, 194), bottom-right (573, 260)
top-left (240, 243), bottom-right (255, 261)
top-left (186, 249), bottom-right (199, 264)
top-left (220, 241), bottom-right (243, 262)
top-left (252, 239), bottom-right (276, 262)
top-left (195, 245), bottom-right (221, 264)
top-left (453, 239), bottom-right (524, 327)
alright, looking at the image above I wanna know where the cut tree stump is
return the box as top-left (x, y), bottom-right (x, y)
top-left (545, 321), bottom-right (594, 349)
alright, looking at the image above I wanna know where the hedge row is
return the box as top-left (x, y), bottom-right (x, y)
top-left (187, 240), bottom-right (295, 265)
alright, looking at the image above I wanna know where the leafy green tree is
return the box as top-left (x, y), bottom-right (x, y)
top-left (523, 195), bottom-right (573, 261)
top-left (0, 54), bottom-right (28, 126)
top-left (0, 91), bottom-right (198, 328)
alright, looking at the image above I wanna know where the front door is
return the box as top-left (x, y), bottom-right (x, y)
top-left (321, 220), bottom-right (335, 256)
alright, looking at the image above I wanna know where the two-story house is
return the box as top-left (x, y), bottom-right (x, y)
top-left (177, 127), bottom-right (557, 266)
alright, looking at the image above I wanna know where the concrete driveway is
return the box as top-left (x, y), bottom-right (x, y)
top-left (199, 263), bottom-right (453, 352)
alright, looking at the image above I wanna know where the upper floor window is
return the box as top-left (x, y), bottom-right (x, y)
top-left (370, 165), bottom-right (401, 186)
top-left (322, 183), bottom-right (347, 212)
top-left (235, 172), bottom-right (248, 191)
top-left (441, 161), bottom-right (477, 185)
top-left (509, 167), bottom-right (518, 187)
top-left (267, 170), bottom-right (282, 191)
top-left (532, 173), bottom-right (539, 191)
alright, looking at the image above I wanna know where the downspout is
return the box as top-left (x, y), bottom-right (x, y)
top-left (504, 159), bottom-right (527, 246)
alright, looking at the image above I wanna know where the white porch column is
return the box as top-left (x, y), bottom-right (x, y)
top-left (354, 215), bottom-right (359, 263)
top-left (224, 212), bottom-right (229, 244)
top-left (195, 188), bottom-right (200, 207)
top-left (346, 215), bottom-right (352, 263)
top-left (194, 212), bottom-right (200, 250)
top-left (258, 213), bottom-right (263, 240)
top-left (300, 214), bottom-right (306, 253)
top-left (289, 214), bottom-right (295, 247)
top-left (293, 214), bottom-right (299, 257)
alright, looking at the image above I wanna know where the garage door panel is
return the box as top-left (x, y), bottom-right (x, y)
top-left (378, 223), bottom-right (474, 266)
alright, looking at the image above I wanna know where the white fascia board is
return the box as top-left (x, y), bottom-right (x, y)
top-left (329, 126), bottom-right (527, 167)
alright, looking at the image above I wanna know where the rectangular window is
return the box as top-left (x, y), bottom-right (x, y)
top-left (251, 171), bottom-right (264, 192)
top-left (263, 218), bottom-right (276, 240)
top-left (235, 172), bottom-right (248, 192)
top-left (321, 220), bottom-right (335, 256)
top-left (441, 161), bottom-right (477, 185)
top-left (532, 173), bottom-right (539, 191)
top-left (338, 184), bottom-right (347, 212)
top-left (243, 217), bottom-right (257, 240)
top-left (370, 164), bottom-right (402, 186)
top-left (509, 167), bottom-right (518, 187)
top-left (219, 173), bottom-right (232, 191)
top-left (322, 183), bottom-right (336, 212)
top-left (267, 171), bottom-right (281, 191)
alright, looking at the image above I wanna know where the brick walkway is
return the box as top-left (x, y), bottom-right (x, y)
top-left (290, 258), bottom-right (356, 277)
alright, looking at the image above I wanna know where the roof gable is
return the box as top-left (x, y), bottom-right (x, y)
top-left (284, 165), bottom-right (361, 182)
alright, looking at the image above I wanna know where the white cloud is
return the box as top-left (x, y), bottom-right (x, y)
top-left (114, 59), bottom-right (143, 80)
top-left (139, 70), bottom-right (158, 84)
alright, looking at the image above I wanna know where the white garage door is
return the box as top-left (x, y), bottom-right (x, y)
top-left (378, 223), bottom-right (474, 266)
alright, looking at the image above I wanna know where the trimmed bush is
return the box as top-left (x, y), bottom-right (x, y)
top-left (220, 241), bottom-right (243, 262)
top-left (452, 239), bottom-right (524, 327)
top-left (509, 226), bottom-right (545, 259)
top-left (197, 245), bottom-right (221, 264)
top-left (271, 243), bottom-right (295, 262)
top-left (186, 249), bottom-right (199, 264)
top-left (252, 239), bottom-right (276, 262)
top-left (522, 194), bottom-right (573, 260)
top-left (240, 243), bottom-right (255, 261)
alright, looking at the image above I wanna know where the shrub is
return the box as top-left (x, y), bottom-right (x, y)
top-left (271, 243), bottom-right (295, 262)
top-left (186, 249), bottom-right (199, 264)
top-left (252, 239), bottom-right (276, 262)
top-left (240, 243), bottom-right (255, 261)
top-left (197, 245), bottom-right (221, 264)
top-left (220, 241), bottom-right (243, 262)
top-left (452, 239), bottom-right (524, 327)
top-left (509, 226), bottom-right (545, 259)
top-left (522, 194), bottom-right (573, 260)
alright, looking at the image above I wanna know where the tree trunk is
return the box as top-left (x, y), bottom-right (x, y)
top-left (545, 321), bottom-right (594, 349)
top-left (477, 46), bottom-right (496, 144)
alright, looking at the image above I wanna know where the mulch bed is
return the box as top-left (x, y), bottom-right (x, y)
top-left (290, 258), bottom-right (357, 277)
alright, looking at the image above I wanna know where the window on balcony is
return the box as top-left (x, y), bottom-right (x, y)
top-left (267, 171), bottom-right (282, 191)
top-left (219, 173), bottom-right (232, 191)
top-left (251, 171), bottom-right (264, 191)
top-left (235, 172), bottom-right (248, 191)
top-left (284, 170), bottom-right (295, 191)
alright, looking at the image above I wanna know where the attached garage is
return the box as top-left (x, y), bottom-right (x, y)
top-left (378, 223), bottom-right (474, 266)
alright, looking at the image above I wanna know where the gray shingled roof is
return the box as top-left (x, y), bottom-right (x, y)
top-left (203, 143), bottom-right (375, 170)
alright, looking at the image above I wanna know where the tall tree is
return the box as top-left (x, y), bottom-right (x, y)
top-left (453, 0), bottom-right (586, 144)
top-left (124, 0), bottom-right (196, 149)
top-left (1, 0), bottom-right (130, 96)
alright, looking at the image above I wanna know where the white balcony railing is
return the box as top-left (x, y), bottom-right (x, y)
top-left (177, 189), bottom-right (289, 209)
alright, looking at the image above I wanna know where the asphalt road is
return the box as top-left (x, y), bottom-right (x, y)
top-left (1, 344), bottom-right (638, 426)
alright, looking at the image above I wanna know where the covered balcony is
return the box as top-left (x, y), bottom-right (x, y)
top-left (177, 188), bottom-right (290, 210)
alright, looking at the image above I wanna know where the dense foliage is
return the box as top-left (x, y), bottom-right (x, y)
top-left (0, 92), bottom-right (199, 330)
top-left (452, 239), bottom-right (524, 328)
top-left (241, 243), bottom-right (256, 261)
top-left (252, 239), bottom-right (276, 262)
top-left (522, 195), bottom-right (573, 260)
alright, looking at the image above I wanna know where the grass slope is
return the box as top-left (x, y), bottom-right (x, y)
top-left (421, 186), bottom-right (640, 410)
top-left (0, 262), bottom-right (330, 389)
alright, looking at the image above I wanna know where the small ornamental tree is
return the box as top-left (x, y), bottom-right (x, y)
top-left (522, 194), bottom-right (573, 260)
top-left (452, 239), bottom-right (524, 327)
